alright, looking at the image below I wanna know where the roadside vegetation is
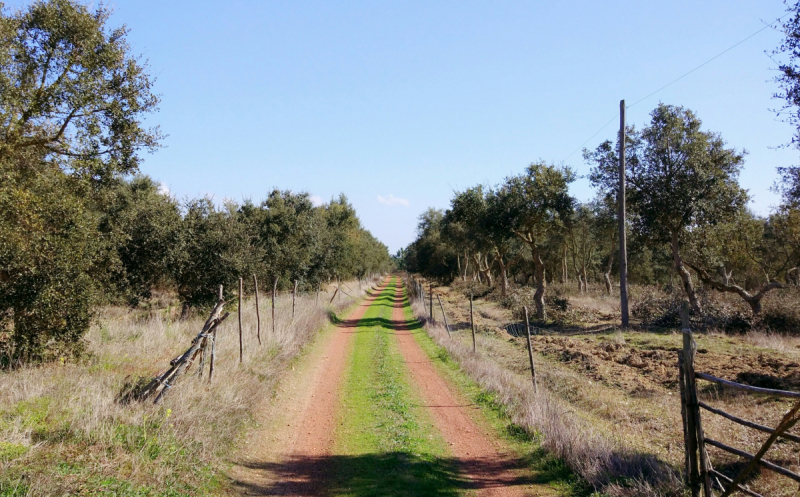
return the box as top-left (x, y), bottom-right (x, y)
top-left (0, 1), bottom-right (392, 494)
top-left (0, 278), bottom-right (380, 496)
top-left (398, 5), bottom-right (800, 495)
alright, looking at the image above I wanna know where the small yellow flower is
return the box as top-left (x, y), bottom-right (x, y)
top-left (165, 408), bottom-right (172, 418)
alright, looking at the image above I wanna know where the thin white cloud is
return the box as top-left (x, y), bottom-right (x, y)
top-left (377, 194), bottom-right (410, 206)
top-left (157, 182), bottom-right (171, 196)
top-left (309, 195), bottom-right (324, 207)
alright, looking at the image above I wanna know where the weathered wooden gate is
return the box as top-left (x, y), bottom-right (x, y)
top-left (679, 301), bottom-right (800, 496)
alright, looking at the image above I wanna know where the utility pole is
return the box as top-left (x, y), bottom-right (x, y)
top-left (618, 99), bottom-right (630, 328)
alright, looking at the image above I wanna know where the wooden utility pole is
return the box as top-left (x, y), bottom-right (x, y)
top-left (253, 274), bottom-right (261, 345)
top-left (272, 276), bottom-right (278, 333)
top-left (238, 277), bottom-right (243, 363)
top-left (618, 99), bottom-right (630, 328)
top-left (523, 306), bottom-right (537, 393)
top-left (470, 292), bottom-right (476, 353)
top-left (436, 294), bottom-right (451, 337)
top-left (292, 280), bottom-right (298, 320)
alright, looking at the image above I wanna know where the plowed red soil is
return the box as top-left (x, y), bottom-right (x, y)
top-left (390, 284), bottom-right (546, 496)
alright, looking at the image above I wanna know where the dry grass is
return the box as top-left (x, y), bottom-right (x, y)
top-left (0, 277), bottom-right (382, 496)
top-left (409, 297), bottom-right (683, 496)
top-left (413, 277), bottom-right (800, 496)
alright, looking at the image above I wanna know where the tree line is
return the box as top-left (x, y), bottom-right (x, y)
top-left (0, 0), bottom-right (391, 362)
top-left (405, 3), bottom-right (800, 322)
top-left (405, 106), bottom-right (800, 322)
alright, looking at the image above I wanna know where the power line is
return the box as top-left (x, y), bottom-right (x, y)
top-left (561, 12), bottom-right (790, 163)
top-left (561, 113), bottom-right (618, 163)
top-left (627, 13), bottom-right (790, 110)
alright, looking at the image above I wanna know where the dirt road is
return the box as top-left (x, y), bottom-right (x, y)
top-left (230, 277), bottom-right (552, 496)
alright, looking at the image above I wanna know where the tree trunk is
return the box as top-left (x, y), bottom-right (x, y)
top-left (685, 260), bottom-right (783, 316)
top-left (582, 265), bottom-right (589, 293)
top-left (533, 249), bottom-right (546, 320)
top-left (671, 232), bottom-right (702, 314)
top-left (498, 261), bottom-right (509, 296)
top-left (604, 237), bottom-right (615, 295)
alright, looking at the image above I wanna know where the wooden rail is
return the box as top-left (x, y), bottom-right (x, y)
top-left (695, 371), bottom-right (800, 399)
top-left (699, 401), bottom-right (800, 443)
top-left (704, 438), bottom-right (800, 483)
top-left (680, 298), bottom-right (800, 496)
top-left (707, 470), bottom-right (763, 497)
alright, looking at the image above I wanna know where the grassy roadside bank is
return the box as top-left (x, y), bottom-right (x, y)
top-left (0, 279), bottom-right (379, 497)
top-left (398, 285), bottom-right (592, 497)
top-left (333, 278), bottom-right (461, 495)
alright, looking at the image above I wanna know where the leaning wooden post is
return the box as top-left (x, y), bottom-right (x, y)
top-left (436, 294), bottom-right (451, 337)
top-left (238, 277), bottom-right (243, 363)
top-left (328, 286), bottom-right (339, 305)
top-left (681, 301), bottom-right (702, 497)
top-left (523, 306), bottom-right (538, 393)
top-left (272, 276), bottom-right (278, 333)
top-left (470, 291), bottom-right (476, 353)
top-left (292, 279), bottom-right (298, 320)
top-left (253, 274), bottom-right (261, 345)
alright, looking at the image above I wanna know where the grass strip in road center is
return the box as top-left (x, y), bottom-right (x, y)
top-left (332, 278), bottom-right (463, 496)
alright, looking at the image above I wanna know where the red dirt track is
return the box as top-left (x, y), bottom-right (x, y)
top-left (391, 282), bottom-right (540, 496)
top-left (231, 279), bottom-right (388, 496)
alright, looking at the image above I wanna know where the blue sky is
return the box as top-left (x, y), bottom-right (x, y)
top-left (8, 1), bottom-right (795, 253)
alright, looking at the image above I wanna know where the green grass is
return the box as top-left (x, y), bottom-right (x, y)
top-left (332, 278), bottom-right (464, 496)
top-left (401, 293), bottom-right (596, 497)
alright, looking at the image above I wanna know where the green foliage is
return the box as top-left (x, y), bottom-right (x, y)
top-left (0, 0), bottom-right (161, 361)
top-left (0, 442), bottom-right (27, 462)
top-left (0, 0), bottom-right (161, 179)
top-left (0, 164), bottom-right (108, 360)
top-left (102, 176), bottom-right (182, 304)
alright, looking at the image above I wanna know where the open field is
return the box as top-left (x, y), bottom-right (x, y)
top-left (414, 277), bottom-right (800, 496)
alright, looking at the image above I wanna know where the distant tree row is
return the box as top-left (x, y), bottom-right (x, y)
top-left (404, 103), bottom-right (800, 321)
top-left (0, 1), bottom-right (391, 362)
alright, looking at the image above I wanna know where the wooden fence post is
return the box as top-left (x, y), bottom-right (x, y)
top-left (470, 291), bottom-right (476, 353)
top-left (272, 276), bottom-right (278, 333)
top-left (523, 306), bottom-right (537, 393)
top-left (316, 282), bottom-right (320, 306)
top-left (292, 279), bottom-right (298, 320)
top-left (253, 274), bottom-right (261, 345)
top-left (238, 277), bottom-right (243, 363)
top-left (436, 294), bottom-right (451, 337)
top-left (429, 282), bottom-right (433, 320)
top-left (209, 284), bottom-right (224, 382)
top-left (681, 301), bottom-right (703, 497)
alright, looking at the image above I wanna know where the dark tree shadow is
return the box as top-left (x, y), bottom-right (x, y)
top-left (231, 452), bottom-right (556, 496)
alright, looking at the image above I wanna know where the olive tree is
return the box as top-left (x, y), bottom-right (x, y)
top-left (502, 162), bottom-right (575, 319)
top-left (589, 104), bottom-right (747, 313)
top-left (0, 0), bottom-right (161, 359)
